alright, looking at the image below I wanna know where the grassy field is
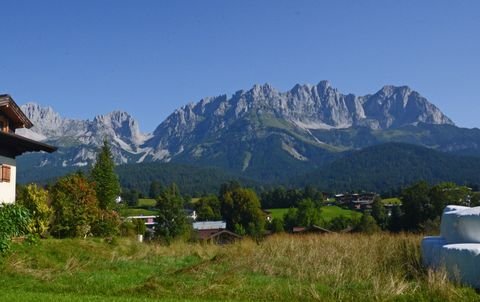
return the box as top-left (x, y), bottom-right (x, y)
top-left (383, 197), bottom-right (402, 205)
top-left (268, 206), bottom-right (361, 222)
top-left (118, 199), bottom-right (157, 217)
top-left (138, 199), bottom-right (157, 207)
top-left (1, 234), bottom-right (477, 301)
top-left (118, 208), bottom-right (158, 217)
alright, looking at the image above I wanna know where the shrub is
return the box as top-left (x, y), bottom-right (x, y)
top-left (355, 212), bottom-right (380, 234)
top-left (49, 173), bottom-right (100, 238)
top-left (119, 220), bottom-right (136, 237)
top-left (91, 210), bottom-right (121, 237)
top-left (134, 218), bottom-right (146, 235)
top-left (16, 184), bottom-right (52, 237)
top-left (268, 217), bottom-right (284, 233)
top-left (0, 203), bottom-right (31, 254)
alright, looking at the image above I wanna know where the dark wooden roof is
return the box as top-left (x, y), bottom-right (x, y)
top-left (197, 229), bottom-right (242, 241)
top-left (0, 131), bottom-right (57, 157)
top-left (293, 225), bottom-right (334, 234)
top-left (0, 95), bottom-right (33, 129)
top-left (206, 230), bottom-right (242, 240)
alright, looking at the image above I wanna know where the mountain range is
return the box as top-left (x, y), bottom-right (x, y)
top-left (15, 81), bottom-right (480, 191)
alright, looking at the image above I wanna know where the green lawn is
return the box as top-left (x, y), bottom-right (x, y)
top-left (382, 197), bottom-right (402, 205)
top-left (0, 235), bottom-right (476, 301)
top-left (267, 206), bottom-right (361, 222)
top-left (267, 208), bottom-right (290, 219)
top-left (320, 205), bottom-right (361, 221)
top-left (138, 198), bottom-right (156, 207)
top-left (118, 208), bottom-right (157, 217)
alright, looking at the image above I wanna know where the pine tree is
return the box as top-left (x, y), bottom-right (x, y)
top-left (149, 180), bottom-right (164, 199)
top-left (91, 140), bottom-right (120, 210)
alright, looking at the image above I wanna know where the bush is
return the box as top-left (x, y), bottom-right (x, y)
top-left (16, 184), bottom-right (52, 238)
top-left (134, 218), bottom-right (146, 235)
top-left (91, 210), bottom-right (121, 237)
top-left (0, 204), bottom-right (31, 254)
top-left (49, 174), bottom-right (100, 238)
top-left (328, 215), bottom-right (356, 232)
top-left (119, 220), bottom-right (136, 237)
top-left (267, 217), bottom-right (284, 233)
top-left (355, 213), bottom-right (380, 234)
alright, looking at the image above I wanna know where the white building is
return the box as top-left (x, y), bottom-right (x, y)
top-left (0, 95), bottom-right (56, 204)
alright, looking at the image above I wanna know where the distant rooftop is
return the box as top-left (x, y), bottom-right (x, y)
top-left (192, 221), bottom-right (226, 230)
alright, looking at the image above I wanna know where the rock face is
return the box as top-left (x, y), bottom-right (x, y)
top-left (362, 85), bottom-right (454, 129)
top-left (16, 81), bottom-right (460, 180)
top-left (422, 206), bottom-right (480, 288)
top-left (17, 103), bottom-right (150, 166)
top-left (144, 81), bottom-right (454, 162)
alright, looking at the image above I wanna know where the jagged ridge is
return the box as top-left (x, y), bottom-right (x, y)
top-left (15, 81), bottom-right (464, 183)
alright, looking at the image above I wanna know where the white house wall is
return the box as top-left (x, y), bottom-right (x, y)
top-left (0, 155), bottom-right (16, 204)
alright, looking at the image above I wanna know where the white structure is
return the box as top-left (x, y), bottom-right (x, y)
top-left (126, 215), bottom-right (157, 227)
top-left (0, 95), bottom-right (56, 203)
top-left (0, 155), bottom-right (16, 203)
top-left (192, 221), bottom-right (226, 230)
top-left (422, 205), bottom-right (480, 288)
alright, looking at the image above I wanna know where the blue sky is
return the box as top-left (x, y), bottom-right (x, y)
top-left (1, 0), bottom-right (479, 131)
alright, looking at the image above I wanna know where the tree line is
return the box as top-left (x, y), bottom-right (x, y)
top-left (1, 141), bottom-right (121, 254)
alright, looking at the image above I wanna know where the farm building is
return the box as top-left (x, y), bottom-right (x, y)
top-left (192, 221), bottom-right (241, 244)
top-left (0, 95), bottom-right (56, 203)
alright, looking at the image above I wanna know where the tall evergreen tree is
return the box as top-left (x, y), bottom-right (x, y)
top-left (91, 140), bottom-right (121, 210)
top-left (149, 180), bottom-right (163, 199)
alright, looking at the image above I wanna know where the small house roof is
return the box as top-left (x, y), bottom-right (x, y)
top-left (193, 221), bottom-right (226, 230)
top-left (292, 225), bottom-right (334, 234)
top-left (0, 94), bottom-right (33, 129)
top-left (207, 230), bottom-right (242, 240)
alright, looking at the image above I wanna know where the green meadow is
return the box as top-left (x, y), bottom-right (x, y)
top-left (268, 206), bottom-right (361, 222)
top-left (1, 234), bottom-right (478, 302)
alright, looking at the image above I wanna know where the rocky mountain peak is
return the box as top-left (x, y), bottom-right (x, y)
top-left (16, 80), bottom-right (459, 173)
top-left (317, 80), bottom-right (332, 90)
top-left (362, 85), bottom-right (454, 129)
top-left (21, 102), bottom-right (62, 128)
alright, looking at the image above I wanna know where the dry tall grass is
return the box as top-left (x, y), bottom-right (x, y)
top-left (2, 233), bottom-right (479, 301)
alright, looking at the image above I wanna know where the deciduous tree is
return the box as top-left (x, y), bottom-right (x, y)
top-left (220, 186), bottom-right (265, 237)
top-left (155, 184), bottom-right (188, 243)
top-left (50, 173), bottom-right (100, 238)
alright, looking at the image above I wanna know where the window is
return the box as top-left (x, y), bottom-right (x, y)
top-left (0, 116), bottom-right (8, 132)
top-left (1, 165), bottom-right (11, 182)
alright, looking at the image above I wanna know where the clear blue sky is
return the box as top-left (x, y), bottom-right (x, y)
top-left (1, 0), bottom-right (479, 131)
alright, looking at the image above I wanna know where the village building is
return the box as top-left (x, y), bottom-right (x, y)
top-left (0, 95), bottom-right (56, 203)
top-left (335, 192), bottom-right (378, 211)
top-left (192, 221), bottom-right (241, 244)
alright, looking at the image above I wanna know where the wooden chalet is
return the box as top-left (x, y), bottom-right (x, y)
top-left (192, 221), bottom-right (242, 244)
top-left (0, 95), bottom-right (56, 203)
